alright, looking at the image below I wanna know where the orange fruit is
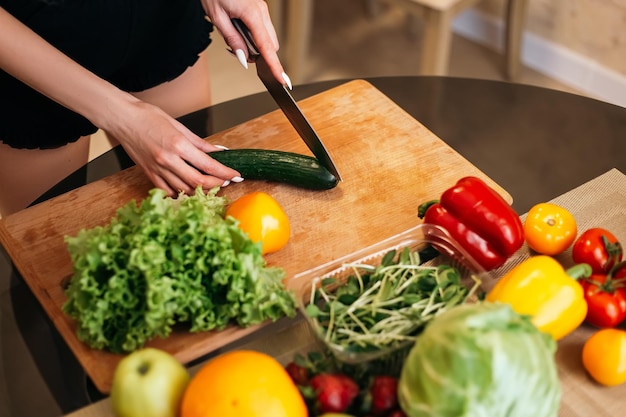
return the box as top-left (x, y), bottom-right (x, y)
top-left (582, 328), bottom-right (626, 386)
top-left (180, 350), bottom-right (307, 417)
top-left (225, 192), bottom-right (291, 254)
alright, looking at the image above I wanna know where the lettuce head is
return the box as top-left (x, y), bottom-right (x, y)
top-left (398, 301), bottom-right (561, 417)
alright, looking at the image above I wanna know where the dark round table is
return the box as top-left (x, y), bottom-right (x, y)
top-left (36, 76), bottom-right (626, 214)
top-left (1, 76), bottom-right (625, 416)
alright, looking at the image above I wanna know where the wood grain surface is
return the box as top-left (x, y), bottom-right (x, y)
top-left (0, 80), bottom-right (511, 393)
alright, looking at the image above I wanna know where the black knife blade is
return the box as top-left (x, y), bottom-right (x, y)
top-left (231, 18), bottom-right (342, 181)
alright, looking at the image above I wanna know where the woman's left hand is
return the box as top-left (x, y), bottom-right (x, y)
top-left (201, 0), bottom-right (290, 87)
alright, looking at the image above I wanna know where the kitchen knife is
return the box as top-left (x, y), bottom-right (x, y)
top-left (231, 18), bottom-right (342, 181)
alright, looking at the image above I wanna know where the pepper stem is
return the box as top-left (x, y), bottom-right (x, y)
top-left (566, 263), bottom-right (592, 280)
top-left (417, 199), bottom-right (440, 219)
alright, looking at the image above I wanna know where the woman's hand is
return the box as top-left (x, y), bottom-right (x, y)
top-left (106, 98), bottom-right (242, 196)
top-left (200, 0), bottom-right (291, 87)
top-left (0, 5), bottom-right (244, 199)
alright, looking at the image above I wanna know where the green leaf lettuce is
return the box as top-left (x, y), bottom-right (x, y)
top-left (63, 187), bottom-right (296, 353)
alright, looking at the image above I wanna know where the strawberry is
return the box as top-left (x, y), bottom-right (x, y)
top-left (285, 361), bottom-right (309, 386)
top-left (370, 375), bottom-right (399, 415)
top-left (310, 373), bottom-right (359, 413)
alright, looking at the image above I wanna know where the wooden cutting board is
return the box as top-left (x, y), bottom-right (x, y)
top-left (0, 80), bottom-right (511, 393)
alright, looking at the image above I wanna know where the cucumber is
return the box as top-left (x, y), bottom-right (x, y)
top-left (209, 149), bottom-right (339, 190)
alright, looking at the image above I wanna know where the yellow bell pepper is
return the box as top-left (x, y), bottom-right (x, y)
top-left (486, 255), bottom-right (590, 340)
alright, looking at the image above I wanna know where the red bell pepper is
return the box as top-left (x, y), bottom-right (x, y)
top-left (418, 176), bottom-right (524, 271)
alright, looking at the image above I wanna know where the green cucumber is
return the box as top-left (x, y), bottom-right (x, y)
top-left (209, 149), bottom-right (339, 190)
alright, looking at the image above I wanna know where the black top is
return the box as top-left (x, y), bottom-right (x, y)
top-left (0, 0), bottom-right (213, 148)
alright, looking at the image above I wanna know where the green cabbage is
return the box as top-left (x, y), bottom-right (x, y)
top-left (398, 302), bottom-right (561, 417)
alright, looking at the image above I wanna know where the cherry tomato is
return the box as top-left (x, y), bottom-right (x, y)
top-left (580, 273), bottom-right (626, 328)
top-left (523, 203), bottom-right (577, 255)
top-left (225, 192), bottom-right (291, 255)
top-left (582, 328), bottom-right (626, 386)
top-left (572, 227), bottom-right (623, 274)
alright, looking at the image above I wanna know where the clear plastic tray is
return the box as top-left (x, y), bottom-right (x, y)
top-left (293, 223), bottom-right (496, 371)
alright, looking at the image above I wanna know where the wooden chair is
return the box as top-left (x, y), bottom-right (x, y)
top-left (267, 0), bottom-right (528, 83)
top-left (266, 0), bottom-right (314, 84)
top-left (369, 0), bottom-right (529, 79)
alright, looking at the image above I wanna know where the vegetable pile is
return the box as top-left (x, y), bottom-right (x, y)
top-left (287, 302), bottom-right (563, 417)
top-left (63, 187), bottom-right (296, 353)
top-left (286, 177), bottom-right (626, 415)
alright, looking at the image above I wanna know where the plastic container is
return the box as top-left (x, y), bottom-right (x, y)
top-left (293, 223), bottom-right (495, 374)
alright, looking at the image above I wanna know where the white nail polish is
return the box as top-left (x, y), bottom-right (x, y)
top-left (214, 145), bottom-right (229, 150)
top-left (221, 180), bottom-right (231, 187)
top-left (231, 176), bottom-right (244, 183)
top-left (235, 49), bottom-right (248, 69)
top-left (282, 72), bottom-right (293, 90)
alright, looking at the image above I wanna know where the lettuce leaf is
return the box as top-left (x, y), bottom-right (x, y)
top-left (63, 187), bottom-right (296, 353)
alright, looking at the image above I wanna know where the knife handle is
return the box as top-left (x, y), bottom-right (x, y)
top-left (231, 18), bottom-right (260, 58)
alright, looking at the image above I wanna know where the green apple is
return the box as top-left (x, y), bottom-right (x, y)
top-left (111, 348), bottom-right (190, 417)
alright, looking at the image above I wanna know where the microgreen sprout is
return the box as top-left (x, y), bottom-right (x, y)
top-left (306, 247), bottom-right (481, 354)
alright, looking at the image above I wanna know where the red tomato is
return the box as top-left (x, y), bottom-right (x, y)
top-left (580, 272), bottom-right (626, 328)
top-left (615, 264), bottom-right (626, 279)
top-left (572, 227), bottom-right (623, 274)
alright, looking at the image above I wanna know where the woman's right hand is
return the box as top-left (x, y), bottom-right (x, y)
top-left (201, 0), bottom-right (290, 87)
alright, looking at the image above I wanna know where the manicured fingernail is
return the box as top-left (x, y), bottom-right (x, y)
top-left (282, 72), bottom-right (293, 90)
top-left (214, 145), bottom-right (229, 150)
top-left (231, 176), bottom-right (244, 183)
top-left (235, 49), bottom-right (248, 69)
top-left (221, 180), bottom-right (231, 187)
